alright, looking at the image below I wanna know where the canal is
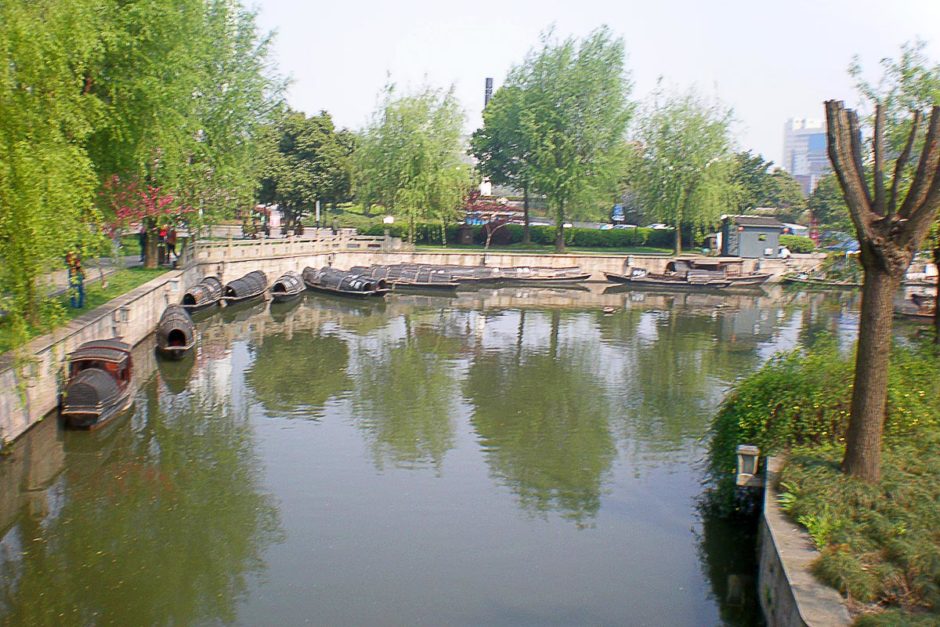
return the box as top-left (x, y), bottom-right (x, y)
top-left (0, 286), bottom-right (869, 625)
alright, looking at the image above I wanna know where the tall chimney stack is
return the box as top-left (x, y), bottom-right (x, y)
top-left (484, 77), bottom-right (493, 107)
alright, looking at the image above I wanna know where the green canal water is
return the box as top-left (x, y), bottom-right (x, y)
top-left (0, 286), bottom-right (872, 625)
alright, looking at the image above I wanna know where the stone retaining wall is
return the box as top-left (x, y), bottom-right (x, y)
top-left (759, 457), bottom-right (851, 626)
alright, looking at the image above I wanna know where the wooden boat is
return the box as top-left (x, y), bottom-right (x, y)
top-left (667, 259), bottom-right (771, 286)
top-left (61, 339), bottom-right (134, 430)
top-left (496, 266), bottom-right (591, 284)
top-left (781, 274), bottom-right (861, 288)
top-left (223, 270), bottom-right (267, 304)
top-left (269, 271), bottom-right (305, 302)
top-left (155, 305), bottom-right (195, 359)
top-left (348, 265), bottom-right (460, 291)
top-left (604, 268), bottom-right (733, 289)
top-left (302, 266), bottom-right (389, 298)
top-left (181, 276), bottom-right (223, 311)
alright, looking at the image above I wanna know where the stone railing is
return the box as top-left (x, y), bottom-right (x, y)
top-left (187, 230), bottom-right (407, 265)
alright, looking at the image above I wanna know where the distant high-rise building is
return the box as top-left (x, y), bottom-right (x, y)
top-left (782, 118), bottom-right (830, 195)
top-left (484, 77), bottom-right (493, 107)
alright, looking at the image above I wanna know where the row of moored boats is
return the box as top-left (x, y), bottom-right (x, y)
top-left (57, 259), bottom-right (773, 431)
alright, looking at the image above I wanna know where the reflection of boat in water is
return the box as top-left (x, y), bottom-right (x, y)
top-left (157, 349), bottom-right (195, 394)
top-left (224, 270), bottom-right (267, 305)
top-left (220, 299), bottom-right (267, 323)
top-left (782, 273), bottom-right (861, 288)
top-left (61, 339), bottom-right (134, 430)
top-left (182, 276), bottom-right (223, 312)
top-left (303, 266), bottom-right (389, 298)
top-left (155, 305), bottom-right (195, 359)
top-left (269, 293), bottom-right (304, 322)
top-left (897, 292), bottom-right (936, 320)
top-left (270, 271), bottom-right (305, 302)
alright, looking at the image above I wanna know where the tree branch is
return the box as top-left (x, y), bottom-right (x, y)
top-left (888, 110), bottom-right (921, 216)
top-left (899, 106), bottom-right (940, 218)
top-left (848, 110), bottom-right (874, 210)
top-left (873, 104), bottom-right (886, 215)
top-left (825, 100), bottom-right (874, 239)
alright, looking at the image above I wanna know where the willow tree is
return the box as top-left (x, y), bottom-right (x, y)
top-left (0, 0), bottom-right (102, 334)
top-left (629, 87), bottom-right (736, 255)
top-left (355, 85), bottom-right (470, 244)
top-left (825, 100), bottom-right (940, 481)
top-left (505, 27), bottom-right (632, 252)
top-left (88, 0), bottom-right (279, 264)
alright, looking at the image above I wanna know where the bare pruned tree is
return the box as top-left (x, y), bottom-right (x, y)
top-left (825, 100), bottom-right (940, 482)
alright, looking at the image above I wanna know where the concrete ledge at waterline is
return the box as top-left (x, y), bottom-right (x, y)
top-left (0, 270), bottom-right (188, 446)
top-left (759, 457), bottom-right (851, 626)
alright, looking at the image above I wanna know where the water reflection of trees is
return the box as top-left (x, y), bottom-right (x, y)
top-left (465, 310), bottom-right (616, 525)
top-left (695, 508), bottom-right (762, 626)
top-left (0, 377), bottom-right (282, 625)
top-left (245, 330), bottom-right (352, 418)
top-left (351, 314), bottom-right (462, 470)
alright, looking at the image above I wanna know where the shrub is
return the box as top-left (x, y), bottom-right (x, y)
top-left (706, 337), bottom-right (940, 510)
top-left (780, 234), bottom-right (816, 253)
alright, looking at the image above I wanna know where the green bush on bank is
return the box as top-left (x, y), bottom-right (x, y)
top-left (706, 337), bottom-right (940, 619)
top-left (361, 222), bottom-right (674, 249)
top-left (780, 234), bottom-right (816, 253)
top-left (707, 338), bottom-right (940, 490)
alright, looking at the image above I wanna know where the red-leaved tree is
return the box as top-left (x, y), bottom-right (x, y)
top-left (101, 175), bottom-right (191, 268)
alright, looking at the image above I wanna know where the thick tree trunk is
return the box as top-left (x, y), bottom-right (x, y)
top-left (842, 266), bottom-right (900, 482)
top-left (522, 185), bottom-right (531, 245)
top-left (673, 223), bottom-right (682, 256)
top-left (143, 218), bottom-right (158, 269)
top-left (554, 203), bottom-right (565, 253)
top-left (934, 245), bottom-right (940, 344)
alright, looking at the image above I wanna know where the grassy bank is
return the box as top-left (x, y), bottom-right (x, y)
top-left (0, 267), bottom-right (168, 354)
top-left (706, 337), bottom-right (940, 623)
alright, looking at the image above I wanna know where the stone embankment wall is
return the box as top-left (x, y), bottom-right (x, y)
top-left (759, 458), bottom-right (851, 626)
top-left (1, 235), bottom-right (823, 445)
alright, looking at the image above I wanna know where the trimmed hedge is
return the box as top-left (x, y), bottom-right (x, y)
top-left (780, 234), bottom-right (816, 253)
top-left (363, 222), bottom-right (674, 249)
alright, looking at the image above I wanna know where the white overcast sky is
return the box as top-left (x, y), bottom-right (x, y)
top-left (253, 0), bottom-right (940, 166)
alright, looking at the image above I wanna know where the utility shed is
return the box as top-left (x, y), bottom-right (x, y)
top-left (721, 215), bottom-right (784, 258)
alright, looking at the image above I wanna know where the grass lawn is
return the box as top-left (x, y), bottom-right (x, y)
top-left (414, 243), bottom-right (674, 255)
top-left (779, 431), bottom-right (940, 625)
top-left (0, 267), bottom-right (168, 354)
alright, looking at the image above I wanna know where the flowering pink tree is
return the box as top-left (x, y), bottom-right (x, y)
top-left (101, 175), bottom-right (191, 267)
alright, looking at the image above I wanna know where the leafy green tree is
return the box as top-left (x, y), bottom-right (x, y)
top-left (470, 86), bottom-right (536, 243)
top-left (259, 109), bottom-right (352, 231)
top-left (355, 85), bottom-right (471, 243)
top-left (630, 86), bottom-right (736, 254)
top-left (502, 27), bottom-right (632, 252)
top-left (808, 173), bottom-right (851, 232)
top-left (764, 168), bottom-right (807, 222)
top-left (730, 151), bottom-right (774, 213)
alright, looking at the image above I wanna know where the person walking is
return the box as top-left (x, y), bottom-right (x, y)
top-left (167, 228), bottom-right (178, 260)
top-left (65, 250), bottom-right (85, 308)
top-left (138, 226), bottom-right (147, 262)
